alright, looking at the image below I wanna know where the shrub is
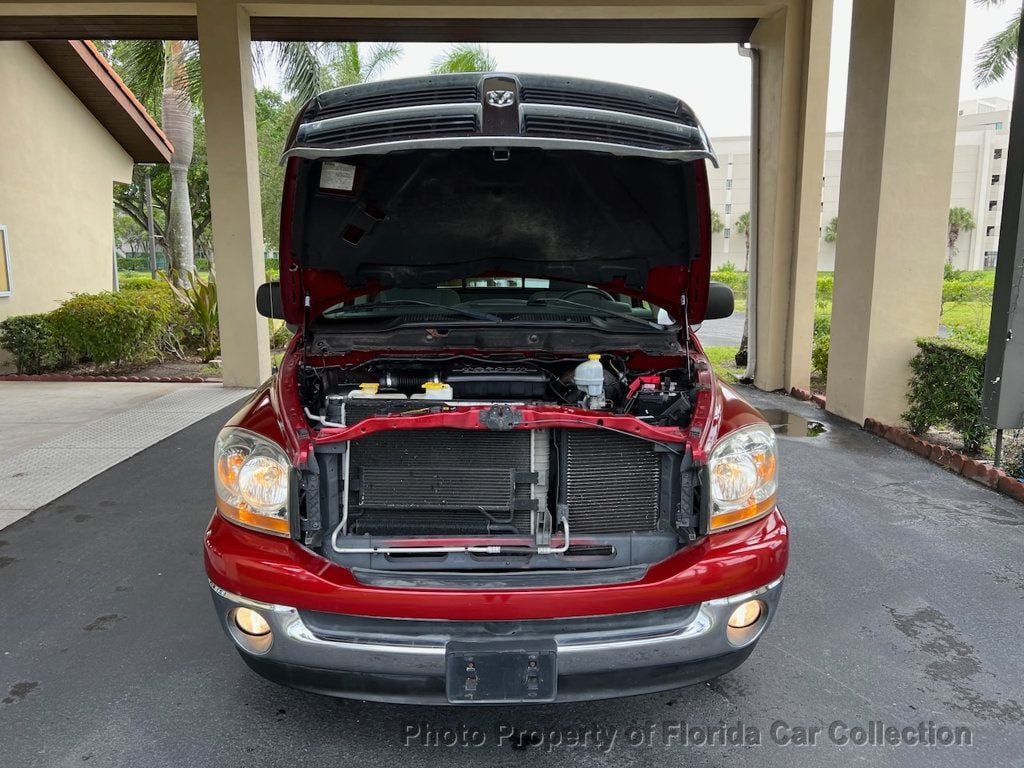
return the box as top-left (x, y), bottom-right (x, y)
top-left (816, 273), bottom-right (834, 302)
top-left (47, 292), bottom-right (164, 368)
top-left (903, 337), bottom-right (990, 454)
top-left (161, 271), bottom-right (219, 361)
top-left (269, 321), bottom-right (293, 349)
top-left (710, 268), bottom-right (748, 303)
top-left (1004, 431), bottom-right (1024, 479)
top-left (716, 261), bottom-right (737, 273)
top-left (0, 314), bottom-right (60, 374)
top-left (119, 275), bottom-right (164, 291)
top-left (811, 333), bottom-right (830, 377)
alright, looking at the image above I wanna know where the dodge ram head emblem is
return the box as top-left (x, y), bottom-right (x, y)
top-left (485, 89), bottom-right (515, 107)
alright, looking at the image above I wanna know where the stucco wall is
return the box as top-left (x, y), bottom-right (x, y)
top-left (0, 41), bottom-right (133, 322)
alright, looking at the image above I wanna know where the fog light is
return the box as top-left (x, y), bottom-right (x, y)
top-left (727, 600), bottom-right (762, 629)
top-left (234, 607), bottom-right (271, 636)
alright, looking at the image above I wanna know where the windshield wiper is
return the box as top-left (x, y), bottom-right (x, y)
top-left (333, 300), bottom-right (503, 323)
top-left (525, 297), bottom-right (666, 329)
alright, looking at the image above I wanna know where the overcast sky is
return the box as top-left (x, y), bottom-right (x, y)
top-left (257, 0), bottom-right (1020, 138)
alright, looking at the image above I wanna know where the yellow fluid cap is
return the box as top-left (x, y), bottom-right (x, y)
top-left (422, 381), bottom-right (446, 390)
top-left (359, 382), bottom-right (380, 393)
top-left (588, 354), bottom-right (601, 360)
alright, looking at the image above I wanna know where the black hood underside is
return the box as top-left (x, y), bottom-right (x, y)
top-left (292, 147), bottom-right (701, 292)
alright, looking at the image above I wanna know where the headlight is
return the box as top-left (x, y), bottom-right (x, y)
top-left (707, 423), bottom-right (778, 531)
top-left (215, 428), bottom-right (291, 536)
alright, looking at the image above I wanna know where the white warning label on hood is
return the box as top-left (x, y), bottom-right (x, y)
top-left (320, 161), bottom-right (357, 192)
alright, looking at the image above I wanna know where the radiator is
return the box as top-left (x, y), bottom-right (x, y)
top-left (563, 430), bottom-right (662, 534)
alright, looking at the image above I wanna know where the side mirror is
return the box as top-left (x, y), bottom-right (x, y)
top-left (705, 281), bottom-right (735, 320)
top-left (256, 281), bottom-right (285, 319)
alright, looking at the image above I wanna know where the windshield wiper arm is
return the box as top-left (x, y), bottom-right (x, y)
top-left (525, 297), bottom-right (665, 329)
top-left (362, 300), bottom-right (503, 323)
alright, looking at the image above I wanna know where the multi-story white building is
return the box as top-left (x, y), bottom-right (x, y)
top-left (707, 98), bottom-right (1011, 271)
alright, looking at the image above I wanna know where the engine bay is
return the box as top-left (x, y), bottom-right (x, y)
top-left (299, 353), bottom-right (698, 428)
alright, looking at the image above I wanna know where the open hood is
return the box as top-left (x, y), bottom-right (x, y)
top-left (277, 74), bottom-right (714, 325)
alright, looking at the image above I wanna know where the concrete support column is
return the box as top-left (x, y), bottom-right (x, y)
top-left (749, 0), bottom-right (832, 393)
top-left (825, 0), bottom-right (965, 425)
top-left (196, 0), bottom-right (270, 387)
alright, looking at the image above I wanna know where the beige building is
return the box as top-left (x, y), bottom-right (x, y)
top-left (0, 40), bottom-right (170, 323)
top-left (708, 97), bottom-right (1010, 272)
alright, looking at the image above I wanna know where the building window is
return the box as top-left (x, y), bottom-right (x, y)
top-left (724, 227), bottom-right (731, 238)
top-left (987, 226), bottom-right (996, 236)
top-left (725, 203), bottom-right (732, 214)
top-left (994, 148), bottom-right (1003, 160)
top-left (992, 174), bottom-right (1001, 185)
top-left (996, 122), bottom-right (1005, 130)
top-left (984, 251), bottom-right (999, 268)
top-left (0, 225), bottom-right (11, 297)
top-left (989, 200), bottom-right (999, 211)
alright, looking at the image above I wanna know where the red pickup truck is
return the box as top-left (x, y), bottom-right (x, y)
top-left (205, 73), bottom-right (787, 704)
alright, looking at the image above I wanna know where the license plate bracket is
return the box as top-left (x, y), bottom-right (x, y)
top-left (445, 640), bottom-right (557, 703)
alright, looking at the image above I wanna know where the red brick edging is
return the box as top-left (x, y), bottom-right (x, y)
top-left (0, 373), bottom-right (221, 384)
top-left (788, 386), bottom-right (1023, 502)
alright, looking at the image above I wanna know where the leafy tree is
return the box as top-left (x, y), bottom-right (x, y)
top-left (255, 89), bottom-right (298, 251)
top-left (710, 209), bottom-right (724, 234)
top-left (734, 211), bottom-right (751, 272)
top-left (948, 206), bottom-right (976, 264)
top-left (430, 44), bottom-right (497, 73)
top-left (974, 0), bottom-right (1021, 86)
top-left (823, 215), bottom-right (838, 244)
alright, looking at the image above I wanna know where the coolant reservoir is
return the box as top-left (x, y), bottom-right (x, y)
top-left (347, 383), bottom-right (408, 399)
top-left (410, 381), bottom-right (454, 400)
top-left (574, 354), bottom-right (605, 398)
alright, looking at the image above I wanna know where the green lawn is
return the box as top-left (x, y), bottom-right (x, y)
top-left (703, 345), bottom-right (744, 384)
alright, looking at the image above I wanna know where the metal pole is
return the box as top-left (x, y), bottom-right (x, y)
top-left (144, 169), bottom-right (158, 279)
top-left (994, 429), bottom-right (1004, 468)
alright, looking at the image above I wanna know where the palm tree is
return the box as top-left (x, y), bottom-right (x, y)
top-left (948, 206), bottom-right (976, 264)
top-left (710, 209), bottom-right (725, 235)
top-left (115, 40), bottom-right (202, 284)
top-left (974, 0), bottom-right (1021, 86)
top-left (734, 211), bottom-right (751, 272)
top-left (823, 216), bottom-right (839, 245)
top-left (431, 44), bottom-right (497, 73)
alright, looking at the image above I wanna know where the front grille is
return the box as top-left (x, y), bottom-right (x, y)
top-left (302, 114), bottom-right (478, 147)
top-left (564, 430), bottom-right (661, 534)
top-left (521, 85), bottom-right (685, 122)
top-left (523, 114), bottom-right (694, 151)
top-left (315, 85), bottom-right (479, 120)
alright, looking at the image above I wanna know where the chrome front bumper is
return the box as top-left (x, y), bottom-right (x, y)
top-left (210, 577), bottom-right (783, 703)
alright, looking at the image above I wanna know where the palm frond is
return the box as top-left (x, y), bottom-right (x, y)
top-left (179, 41), bottom-right (204, 107)
top-left (361, 43), bottom-right (403, 82)
top-left (112, 40), bottom-right (166, 113)
top-left (430, 44), bottom-right (497, 74)
top-left (277, 41), bottom-right (325, 102)
top-left (974, 8), bottom-right (1021, 87)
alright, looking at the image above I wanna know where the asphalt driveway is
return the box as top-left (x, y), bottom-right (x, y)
top-left (0, 388), bottom-right (1021, 767)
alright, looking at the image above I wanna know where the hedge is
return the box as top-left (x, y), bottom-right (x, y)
top-left (903, 337), bottom-right (990, 453)
top-left (47, 292), bottom-right (166, 368)
top-left (0, 314), bottom-right (61, 374)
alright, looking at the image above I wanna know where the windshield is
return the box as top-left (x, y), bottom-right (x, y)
top-left (319, 278), bottom-right (677, 329)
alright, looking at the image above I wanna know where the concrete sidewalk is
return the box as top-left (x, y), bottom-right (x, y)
top-left (0, 382), bottom-right (249, 529)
